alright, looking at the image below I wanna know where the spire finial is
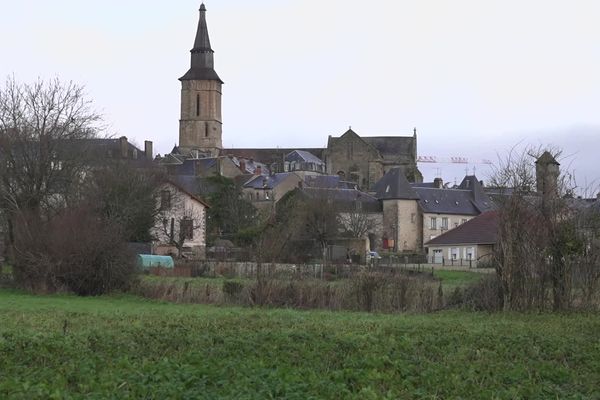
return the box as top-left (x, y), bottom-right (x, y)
top-left (200, 3), bottom-right (206, 11)
top-left (413, 127), bottom-right (417, 136)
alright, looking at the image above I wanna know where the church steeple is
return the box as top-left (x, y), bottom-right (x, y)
top-left (180, 3), bottom-right (222, 83)
top-left (178, 3), bottom-right (223, 156)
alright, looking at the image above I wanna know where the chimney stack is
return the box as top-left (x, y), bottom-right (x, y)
top-left (239, 160), bottom-right (246, 173)
top-left (119, 136), bottom-right (128, 158)
top-left (433, 177), bottom-right (443, 189)
top-left (255, 165), bottom-right (262, 175)
top-left (144, 140), bottom-right (153, 160)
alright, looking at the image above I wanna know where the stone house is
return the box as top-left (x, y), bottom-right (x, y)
top-left (424, 211), bottom-right (499, 266)
top-left (241, 172), bottom-right (304, 213)
top-left (373, 168), bottom-right (494, 253)
top-left (152, 180), bottom-right (209, 259)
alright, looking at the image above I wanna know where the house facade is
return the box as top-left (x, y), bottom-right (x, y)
top-left (152, 181), bottom-right (209, 258)
top-left (424, 211), bottom-right (499, 266)
top-left (373, 168), bottom-right (494, 254)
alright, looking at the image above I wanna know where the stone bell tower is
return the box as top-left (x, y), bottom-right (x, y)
top-left (179, 3), bottom-right (223, 156)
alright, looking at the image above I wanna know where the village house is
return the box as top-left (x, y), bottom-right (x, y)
top-left (424, 211), bottom-right (499, 266)
top-left (373, 168), bottom-right (494, 253)
top-left (152, 180), bottom-right (209, 259)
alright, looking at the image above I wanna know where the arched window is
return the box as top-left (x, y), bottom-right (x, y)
top-left (196, 94), bottom-right (200, 117)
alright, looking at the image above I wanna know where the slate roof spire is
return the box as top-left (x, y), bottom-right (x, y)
top-left (374, 167), bottom-right (420, 200)
top-left (180, 3), bottom-right (223, 83)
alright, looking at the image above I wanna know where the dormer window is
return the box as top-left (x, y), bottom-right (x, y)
top-left (385, 185), bottom-right (390, 193)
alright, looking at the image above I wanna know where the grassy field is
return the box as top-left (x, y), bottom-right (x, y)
top-left (433, 270), bottom-right (485, 288)
top-left (1, 290), bottom-right (599, 399)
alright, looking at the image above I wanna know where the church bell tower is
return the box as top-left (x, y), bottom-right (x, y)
top-left (179, 3), bottom-right (223, 156)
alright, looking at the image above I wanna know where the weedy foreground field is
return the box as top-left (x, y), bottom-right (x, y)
top-left (1, 289), bottom-right (599, 399)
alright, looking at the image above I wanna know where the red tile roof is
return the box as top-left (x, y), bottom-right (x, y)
top-left (425, 211), bottom-right (499, 246)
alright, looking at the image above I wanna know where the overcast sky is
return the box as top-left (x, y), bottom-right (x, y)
top-left (2, 0), bottom-right (599, 190)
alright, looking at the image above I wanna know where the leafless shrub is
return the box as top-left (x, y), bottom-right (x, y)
top-left (446, 275), bottom-right (503, 311)
top-left (12, 208), bottom-right (136, 295)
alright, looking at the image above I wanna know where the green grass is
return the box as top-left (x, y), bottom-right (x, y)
top-left (434, 270), bottom-right (485, 288)
top-left (1, 290), bottom-right (599, 399)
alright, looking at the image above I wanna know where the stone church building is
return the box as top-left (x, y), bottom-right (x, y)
top-left (164, 4), bottom-right (421, 190)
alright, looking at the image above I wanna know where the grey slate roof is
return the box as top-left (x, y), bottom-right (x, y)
top-left (243, 173), bottom-right (298, 190)
top-left (180, 4), bottom-right (223, 83)
top-left (374, 171), bottom-right (494, 215)
top-left (458, 176), bottom-right (493, 212)
top-left (222, 148), bottom-right (326, 166)
top-left (415, 188), bottom-right (483, 215)
top-left (304, 175), bottom-right (358, 190)
top-left (285, 150), bottom-right (325, 165)
top-left (373, 168), bottom-right (420, 200)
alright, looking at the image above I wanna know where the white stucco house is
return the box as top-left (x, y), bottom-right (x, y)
top-left (152, 180), bottom-right (210, 259)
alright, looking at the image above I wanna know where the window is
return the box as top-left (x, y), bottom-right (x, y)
top-left (466, 247), bottom-right (475, 260)
top-left (180, 218), bottom-right (193, 240)
top-left (196, 94), bottom-right (200, 116)
top-left (451, 247), bottom-right (459, 260)
top-left (441, 217), bottom-right (448, 230)
top-left (461, 218), bottom-right (468, 224)
top-left (430, 217), bottom-right (437, 230)
top-left (454, 222), bottom-right (459, 228)
top-left (160, 190), bottom-right (171, 210)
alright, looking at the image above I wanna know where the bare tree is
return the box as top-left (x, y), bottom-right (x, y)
top-left (0, 77), bottom-right (102, 217)
top-left (0, 77), bottom-right (104, 270)
top-left (88, 163), bottom-right (163, 242)
top-left (488, 145), bottom-right (599, 311)
top-left (340, 208), bottom-right (381, 239)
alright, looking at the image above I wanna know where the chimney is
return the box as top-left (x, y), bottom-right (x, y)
top-left (433, 177), bottom-right (443, 189)
top-left (239, 160), bottom-right (246, 172)
top-left (119, 136), bottom-right (128, 158)
top-left (144, 140), bottom-right (153, 160)
top-left (255, 165), bottom-right (262, 175)
top-left (596, 192), bottom-right (600, 200)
